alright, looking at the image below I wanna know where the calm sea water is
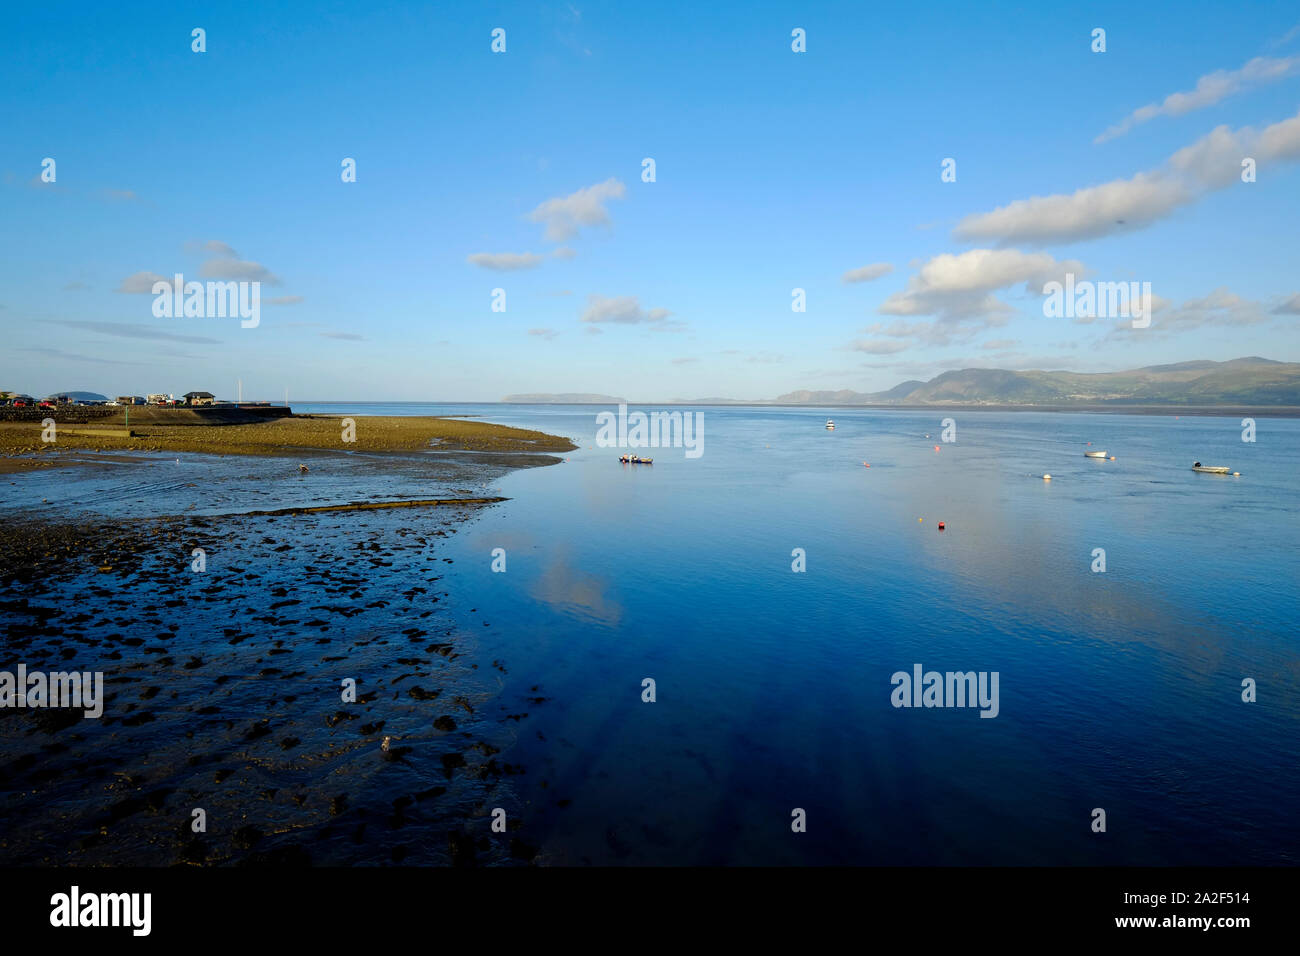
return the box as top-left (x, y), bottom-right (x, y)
top-left (290, 403), bottom-right (1300, 865)
top-left (10, 403), bottom-right (1299, 864)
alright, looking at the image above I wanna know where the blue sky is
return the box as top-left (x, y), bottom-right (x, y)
top-left (2, 0), bottom-right (1299, 401)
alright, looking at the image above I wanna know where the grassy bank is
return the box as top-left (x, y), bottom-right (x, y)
top-left (0, 414), bottom-right (577, 459)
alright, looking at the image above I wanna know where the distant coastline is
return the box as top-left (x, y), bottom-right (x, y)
top-left (504, 357), bottom-right (1300, 410)
top-left (499, 400), bottom-right (1300, 417)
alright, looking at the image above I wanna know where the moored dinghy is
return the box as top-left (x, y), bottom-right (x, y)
top-left (619, 454), bottom-right (653, 464)
top-left (1191, 461), bottom-right (1232, 474)
top-left (1084, 450), bottom-right (1108, 458)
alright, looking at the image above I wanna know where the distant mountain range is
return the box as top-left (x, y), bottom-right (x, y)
top-left (507, 358), bottom-right (1300, 407)
top-left (774, 358), bottom-right (1300, 406)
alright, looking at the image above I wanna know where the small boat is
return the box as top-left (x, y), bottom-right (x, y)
top-left (825, 419), bottom-right (835, 430)
top-left (1084, 450), bottom-right (1108, 459)
top-left (619, 455), bottom-right (653, 464)
top-left (1191, 462), bottom-right (1231, 474)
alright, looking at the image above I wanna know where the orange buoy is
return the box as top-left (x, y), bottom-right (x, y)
top-left (934, 445), bottom-right (940, 452)
top-left (938, 521), bottom-right (945, 531)
top-left (863, 462), bottom-right (870, 467)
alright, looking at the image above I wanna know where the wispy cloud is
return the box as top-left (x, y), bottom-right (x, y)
top-left (1107, 287), bottom-right (1274, 337)
top-left (466, 251), bottom-right (543, 270)
top-left (51, 319), bottom-right (222, 345)
top-left (320, 331), bottom-right (365, 341)
top-left (528, 328), bottom-right (560, 340)
top-left (842, 262), bottom-right (894, 283)
top-left (1096, 56), bottom-right (1300, 143)
top-left (847, 339), bottom-right (910, 354)
top-left (186, 240), bottom-right (240, 258)
top-left (19, 347), bottom-right (139, 366)
top-left (100, 188), bottom-right (144, 203)
top-left (1269, 23), bottom-right (1300, 51)
top-left (199, 257), bottom-right (281, 284)
top-left (1271, 293), bottom-right (1300, 314)
top-left (116, 271), bottom-right (169, 293)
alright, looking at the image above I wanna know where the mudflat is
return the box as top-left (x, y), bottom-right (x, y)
top-left (0, 414), bottom-right (577, 460)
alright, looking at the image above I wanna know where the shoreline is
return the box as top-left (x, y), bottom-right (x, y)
top-left (0, 419), bottom-right (574, 865)
top-left (0, 414), bottom-right (578, 465)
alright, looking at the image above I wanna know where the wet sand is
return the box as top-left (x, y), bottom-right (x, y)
top-left (0, 427), bottom-right (571, 866)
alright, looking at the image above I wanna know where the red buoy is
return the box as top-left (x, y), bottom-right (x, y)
top-left (938, 521), bottom-right (946, 531)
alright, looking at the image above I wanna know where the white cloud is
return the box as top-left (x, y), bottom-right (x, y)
top-left (199, 258), bottom-right (282, 285)
top-left (851, 250), bottom-right (1085, 353)
top-left (116, 271), bottom-right (169, 293)
top-left (1096, 56), bottom-right (1300, 143)
top-left (954, 172), bottom-right (1192, 245)
top-left (466, 252), bottom-right (544, 270)
top-left (528, 327), bottom-right (560, 340)
top-left (266, 295), bottom-right (303, 306)
top-left (880, 249), bottom-right (1085, 318)
top-left (1109, 287), bottom-right (1272, 336)
top-left (527, 178), bottom-right (626, 241)
top-left (842, 262), bottom-right (893, 283)
top-left (580, 294), bottom-right (671, 324)
top-left (1272, 293), bottom-right (1300, 314)
top-left (847, 339), bottom-right (909, 354)
top-left (956, 109), bottom-right (1300, 245)
top-left (186, 240), bottom-right (239, 258)
top-left (552, 246), bottom-right (577, 260)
